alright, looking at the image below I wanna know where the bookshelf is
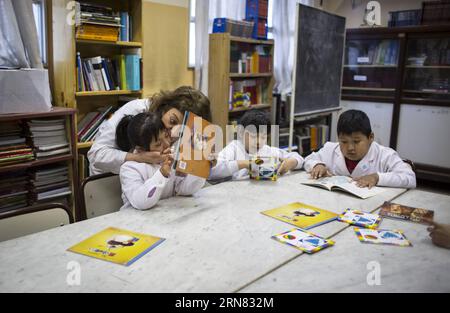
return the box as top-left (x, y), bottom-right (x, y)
top-left (52, 0), bottom-right (144, 181)
top-left (0, 108), bottom-right (83, 221)
top-left (341, 25), bottom-right (450, 183)
top-left (208, 33), bottom-right (275, 140)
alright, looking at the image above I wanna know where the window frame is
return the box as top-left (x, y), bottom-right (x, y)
top-left (32, 0), bottom-right (48, 67)
top-left (188, 0), bottom-right (196, 69)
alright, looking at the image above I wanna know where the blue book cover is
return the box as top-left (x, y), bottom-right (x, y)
top-left (101, 58), bottom-right (114, 90)
top-left (120, 12), bottom-right (128, 41)
top-left (76, 52), bottom-right (83, 91)
top-left (125, 54), bottom-right (140, 91)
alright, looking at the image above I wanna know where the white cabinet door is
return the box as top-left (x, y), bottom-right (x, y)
top-left (397, 104), bottom-right (450, 168)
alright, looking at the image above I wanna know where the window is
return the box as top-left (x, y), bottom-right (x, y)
top-left (188, 0), bottom-right (196, 68)
top-left (32, 0), bottom-right (47, 66)
top-left (267, 0), bottom-right (274, 39)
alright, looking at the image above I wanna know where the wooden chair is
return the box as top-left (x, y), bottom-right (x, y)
top-left (0, 203), bottom-right (73, 242)
top-left (80, 173), bottom-right (123, 219)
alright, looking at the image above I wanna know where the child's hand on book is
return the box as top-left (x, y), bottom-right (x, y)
top-left (310, 164), bottom-right (332, 179)
top-left (160, 155), bottom-right (174, 178)
top-left (353, 173), bottom-right (379, 189)
top-left (278, 158), bottom-right (298, 176)
top-left (428, 222), bottom-right (450, 249)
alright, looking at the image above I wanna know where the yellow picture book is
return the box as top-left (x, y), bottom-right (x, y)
top-left (68, 227), bottom-right (165, 266)
top-left (261, 202), bottom-right (338, 229)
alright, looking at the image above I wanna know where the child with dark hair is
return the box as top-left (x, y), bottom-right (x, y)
top-left (210, 109), bottom-right (304, 180)
top-left (117, 112), bottom-right (205, 211)
top-left (304, 110), bottom-right (416, 189)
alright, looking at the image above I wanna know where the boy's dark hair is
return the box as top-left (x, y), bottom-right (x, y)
top-left (149, 86), bottom-right (212, 122)
top-left (337, 110), bottom-right (372, 137)
top-left (116, 112), bottom-right (165, 152)
top-left (239, 109), bottom-right (271, 134)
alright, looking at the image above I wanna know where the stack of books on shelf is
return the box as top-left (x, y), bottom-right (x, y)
top-left (75, 2), bottom-right (133, 42)
top-left (30, 165), bottom-right (71, 205)
top-left (347, 40), bottom-right (399, 66)
top-left (27, 119), bottom-right (70, 159)
top-left (421, 1), bottom-right (450, 25)
top-left (231, 45), bottom-right (272, 74)
top-left (212, 18), bottom-right (254, 38)
top-left (0, 171), bottom-right (30, 212)
top-left (245, 0), bottom-right (269, 40)
top-left (76, 51), bottom-right (141, 92)
top-left (0, 122), bottom-right (34, 167)
top-left (229, 79), bottom-right (268, 110)
top-left (77, 106), bottom-right (115, 143)
top-left (296, 125), bottom-right (329, 155)
top-left (388, 10), bottom-right (422, 27)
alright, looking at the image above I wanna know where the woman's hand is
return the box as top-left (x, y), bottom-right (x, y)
top-left (126, 149), bottom-right (171, 165)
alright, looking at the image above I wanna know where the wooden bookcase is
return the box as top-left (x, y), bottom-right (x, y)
top-left (0, 108), bottom-right (83, 221)
top-left (341, 25), bottom-right (450, 183)
top-left (208, 33), bottom-right (275, 140)
top-left (51, 0), bottom-right (144, 180)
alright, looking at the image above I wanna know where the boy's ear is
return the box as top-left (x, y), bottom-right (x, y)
top-left (369, 132), bottom-right (375, 142)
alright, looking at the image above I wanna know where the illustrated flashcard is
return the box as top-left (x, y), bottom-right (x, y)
top-left (249, 156), bottom-right (280, 181)
top-left (338, 209), bottom-right (382, 229)
top-left (354, 227), bottom-right (412, 247)
top-left (272, 228), bottom-right (335, 254)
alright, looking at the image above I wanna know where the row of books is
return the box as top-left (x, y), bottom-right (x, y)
top-left (421, 0), bottom-right (450, 26)
top-left (405, 73), bottom-right (450, 93)
top-left (231, 45), bottom-right (272, 74)
top-left (296, 124), bottom-right (330, 155)
top-left (77, 106), bottom-right (115, 143)
top-left (0, 122), bottom-right (34, 167)
top-left (408, 40), bottom-right (450, 66)
top-left (0, 164), bottom-right (71, 213)
top-left (32, 165), bottom-right (72, 203)
top-left (0, 119), bottom-right (71, 168)
top-left (76, 51), bottom-right (141, 92)
top-left (388, 10), bottom-right (421, 27)
top-left (228, 79), bottom-right (269, 110)
top-left (75, 2), bottom-right (133, 42)
top-left (347, 40), bottom-right (399, 66)
top-left (0, 171), bottom-right (29, 212)
top-left (28, 119), bottom-right (70, 159)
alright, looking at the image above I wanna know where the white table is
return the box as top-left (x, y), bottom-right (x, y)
top-left (241, 189), bottom-right (450, 293)
top-left (0, 172), bottom-right (407, 293)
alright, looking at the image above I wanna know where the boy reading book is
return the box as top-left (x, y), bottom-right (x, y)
top-left (209, 110), bottom-right (304, 180)
top-left (304, 110), bottom-right (416, 189)
top-left (117, 112), bottom-right (205, 211)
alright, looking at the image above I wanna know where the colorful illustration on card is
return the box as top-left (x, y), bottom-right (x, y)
top-left (354, 227), bottom-right (412, 247)
top-left (68, 227), bottom-right (165, 266)
top-left (272, 228), bottom-right (335, 254)
top-left (249, 156), bottom-right (280, 181)
top-left (261, 202), bottom-right (338, 229)
top-left (338, 208), bottom-right (382, 229)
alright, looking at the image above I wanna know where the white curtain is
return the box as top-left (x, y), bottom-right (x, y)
top-left (195, 0), bottom-right (246, 95)
top-left (272, 0), bottom-right (313, 97)
top-left (0, 0), bottom-right (42, 69)
top-left (195, 0), bottom-right (313, 98)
